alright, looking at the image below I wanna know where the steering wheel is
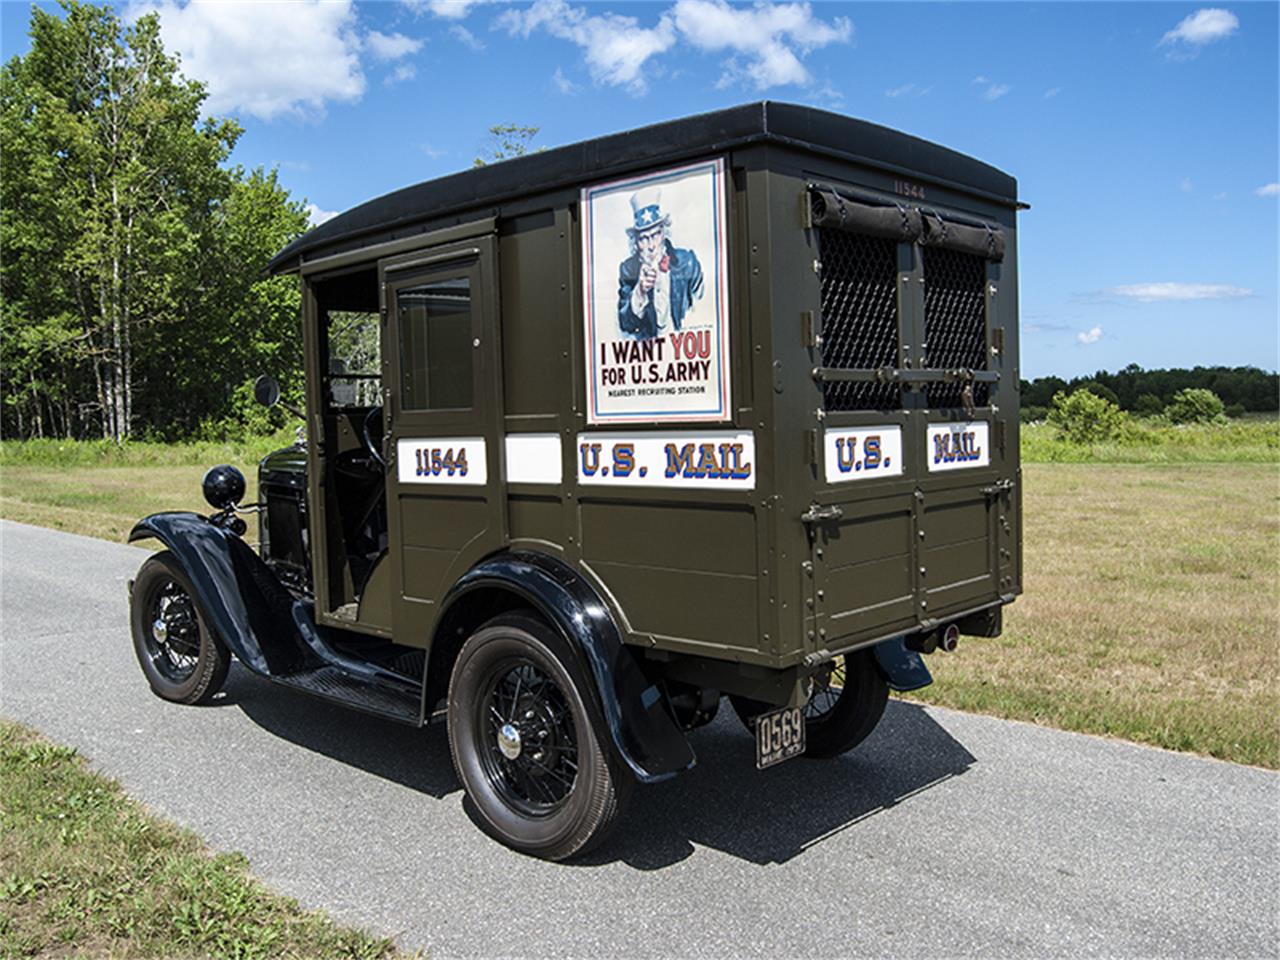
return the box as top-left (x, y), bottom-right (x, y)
top-left (361, 406), bottom-right (385, 467)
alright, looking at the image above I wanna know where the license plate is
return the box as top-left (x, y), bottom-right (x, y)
top-left (755, 705), bottom-right (806, 769)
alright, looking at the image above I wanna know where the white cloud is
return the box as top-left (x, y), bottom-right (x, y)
top-left (972, 75), bottom-right (1010, 100)
top-left (305, 203), bottom-right (338, 227)
top-left (1043, 86), bottom-right (1062, 99)
top-left (410, 0), bottom-right (492, 19)
top-left (1161, 8), bottom-right (1239, 46)
top-left (450, 24), bottom-right (485, 50)
top-left (886, 82), bottom-right (929, 98)
top-left (420, 143), bottom-right (446, 159)
top-left (1214, 191), bottom-right (1228, 200)
top-left (1180, 177), bottom-right (1194, 193)
top-left (1255, 182), bottom-right (1280, 197)
top-left (1109, 282), bottom-right (1253, 302)
top-left (366, 30), bottom-right (423, 61)
top-left (672, 0), bottom-right (852, 90)
top-left (553, 67), bottom-right (580, 94)
top-left (129, 0), bottom-right (366, 121)
top-left (501, 0), bottom-right (849, 94)
top-left (499, 0), bottom-right (677, 94)
top-left (1077, 325), bottom-right (1103, 345)
top-left (385, 63), bottom-right (417, 85)
top-left (1024, 320), bottom-right (1069, 333)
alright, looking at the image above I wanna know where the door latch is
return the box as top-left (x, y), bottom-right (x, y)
top-left (801, 503), bottom-right (844, 524)
top-left (981, 478), bottom-right (1015, 497)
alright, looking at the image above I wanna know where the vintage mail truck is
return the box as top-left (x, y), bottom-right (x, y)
top-left (127, 102), bottom-right (1023, 859)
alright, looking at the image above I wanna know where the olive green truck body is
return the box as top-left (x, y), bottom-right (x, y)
top-left (267, 101), bottom-right (1020, 696)
top-left (129, 103), bottom-right (1022, 854)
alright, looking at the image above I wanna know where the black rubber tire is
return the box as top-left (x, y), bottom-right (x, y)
top-left (129, 551), bottom-right (230, 705)
top-left (730, 648), bottom-right (889, 759)
top-left (446, 612), bottom-right (631, 861)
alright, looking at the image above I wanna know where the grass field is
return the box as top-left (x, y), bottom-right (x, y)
top-left (0, 720), bottom-right (406, 959)
top-left (904, 463), bottom-right (1279, 768)
top-left (2, 435), bottom-right (1277, 771)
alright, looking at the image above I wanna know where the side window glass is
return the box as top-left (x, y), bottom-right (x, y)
top-left (325, 310), bottom-right (382, 408)
top-left (398, 277), bottom-right (473, 410)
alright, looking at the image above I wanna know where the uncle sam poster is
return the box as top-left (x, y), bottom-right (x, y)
top-left (581, 158), bottom-right (730, 425)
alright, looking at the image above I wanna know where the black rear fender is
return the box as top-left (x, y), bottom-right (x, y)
top-left (433, 552), bottom-right (695, 784)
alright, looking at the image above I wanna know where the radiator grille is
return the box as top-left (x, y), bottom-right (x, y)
top-left (816, 226), bottom-right (900, 411)
top-left (923, 247), bottom-right (989, 408)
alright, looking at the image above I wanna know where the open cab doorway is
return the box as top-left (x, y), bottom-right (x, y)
top-left (303, 265), bottom-right (393, 634)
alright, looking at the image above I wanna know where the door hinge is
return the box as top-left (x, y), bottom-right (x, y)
top-left (801, 503), bottom-right (843, 524)
top-left (805, 428), bottom-right (819, 465)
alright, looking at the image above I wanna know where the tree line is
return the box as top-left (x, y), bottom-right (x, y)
top-left (1021, 365), bottom-right (1278, 418)
top-left (1, 1), bottom-right (307, 442)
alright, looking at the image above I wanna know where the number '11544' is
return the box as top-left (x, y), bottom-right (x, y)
top-left (415, 447), bottom-right (469, 477)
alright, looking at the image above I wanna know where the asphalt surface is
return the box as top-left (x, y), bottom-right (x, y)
top-left (2, 518), bottom-right (1277, 958)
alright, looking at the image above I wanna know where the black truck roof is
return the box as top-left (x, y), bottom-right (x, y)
top-left (267, 100), bottom-right (1018, 275)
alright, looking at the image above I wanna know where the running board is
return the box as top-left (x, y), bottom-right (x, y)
top-left (272, 666), bottom-right (421, 725)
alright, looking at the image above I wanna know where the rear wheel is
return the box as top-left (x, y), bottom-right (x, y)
top-left (129, 551), bottom-right (230, 705)
top-left (446, 612), bottom-right (630, 860)
top-left (730, 648), bottom-right (888, 758)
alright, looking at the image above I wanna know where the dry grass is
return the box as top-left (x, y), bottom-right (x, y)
top-left (0, 465), bottom-right (258, 546)
top-left (906, 463), bottom-right (1280, 768)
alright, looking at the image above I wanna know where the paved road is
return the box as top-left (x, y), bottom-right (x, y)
top-left (2, 519), bottom-right (1277, 958)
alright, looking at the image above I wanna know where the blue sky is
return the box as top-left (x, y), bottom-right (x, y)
top-left (3, 1), bottom-right (1276, 379)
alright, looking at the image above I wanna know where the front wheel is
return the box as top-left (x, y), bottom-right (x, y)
top-left (730, 648), bottom-right (888, 758)
top-left (129, 551), bottom-right (230, 705)
top-left (446, 612), bottom-right (631, 860)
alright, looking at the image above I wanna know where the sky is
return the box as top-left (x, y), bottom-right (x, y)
top-left (2, 0), bottom-right (1277, 379)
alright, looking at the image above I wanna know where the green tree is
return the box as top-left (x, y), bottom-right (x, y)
top-left (1133, 393), bottom-right (1165, 418)
top-left (1048, 388), bottom-right (1127, 444)
top-left (1, 0), bottom-right (240, 440)
top-left (473, 123), bottom-right (540, 167)
top-left (1076, 379), bottom-right (1120, 407)
top-left (132, 167), bottom-right (309, 438)
top-left (2, 1), bottom-right (307, 442)
top-left (1165, 387), bottom-right (1227, 425)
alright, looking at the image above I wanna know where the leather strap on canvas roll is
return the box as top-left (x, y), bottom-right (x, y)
top-left (810, 187), bottom-right (922, 242)
top-left (920, 211), bottom-right (1005, 261)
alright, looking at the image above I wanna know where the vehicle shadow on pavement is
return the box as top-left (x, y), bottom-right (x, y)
top-left (222, 664), bottom-right (461, 798)
top-left (588, 699), bottom-right (976, 869)
top-left (222, 665), bottom-right (974, 868)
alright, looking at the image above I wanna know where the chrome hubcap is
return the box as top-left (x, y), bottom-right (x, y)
top-left (152, 617), bottom-right (168, 644)
top-left (497, 722), bottom-right (522, 760)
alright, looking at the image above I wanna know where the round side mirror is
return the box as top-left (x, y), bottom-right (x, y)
top-left (202, 464), bottom-right (246, 510)
top-left (254, 374), bottom-right (281, 408)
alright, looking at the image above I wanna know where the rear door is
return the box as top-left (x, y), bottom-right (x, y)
top-left (803, 184), bottom-right (1005, 645)
top-left (380, 235), bottom-right (506, 640)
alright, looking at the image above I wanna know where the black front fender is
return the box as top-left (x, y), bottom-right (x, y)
top-left (438, 552), bottom-right (695, 784)
top-left (129, 512), bottom-right (310, 677)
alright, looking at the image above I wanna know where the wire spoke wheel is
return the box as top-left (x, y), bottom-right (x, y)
top-left (447, 613), bottom-right (631, 860)
top-left (129, 551), bottom-right (230, 705)
top-left (803, 657), bottom-right (847, 722)
top-left (730, 648), bottom-right (888, 759)
top-left (478, 659), bottom-right (579, 817)
top-left (145, 579), bottom-right (203, 682)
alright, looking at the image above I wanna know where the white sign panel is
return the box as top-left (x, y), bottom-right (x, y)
top-left (504, 434), bottom-right (562, 484)
top-left (396, 437), bottom-right (488, 485)
top-left (926, 422), bottom-right (990, 472)
top-left (824, 426), bottom-right (904, 484)
top-left (580, 158), bottom-right (731, 425)
top-left (576, 431), bottom-right (755, 490)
